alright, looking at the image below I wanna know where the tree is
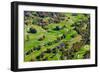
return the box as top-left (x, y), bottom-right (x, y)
top-left (28, 27), bottom-right (37, 33)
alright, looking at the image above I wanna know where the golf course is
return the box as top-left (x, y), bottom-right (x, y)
top-left (24, 11), bottom-right (90, 62)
